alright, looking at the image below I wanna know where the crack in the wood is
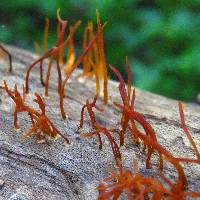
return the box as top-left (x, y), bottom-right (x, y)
top-left (144, 113), bottom-right (200, 133)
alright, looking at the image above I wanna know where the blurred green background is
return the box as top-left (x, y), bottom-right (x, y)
top-left (0, 0), bottom-right (199, 101)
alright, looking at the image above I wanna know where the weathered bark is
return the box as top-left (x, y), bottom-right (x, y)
top-left (0, 45), bottom-right (200, 200)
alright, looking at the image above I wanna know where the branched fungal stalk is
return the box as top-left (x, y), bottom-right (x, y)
top-left (1, 82), bottom-right (69, 143)
top-left (115, 102), bottom-right (187, 189)
top-left (98, 160), bottom-right (168, 200)
top-left (65, 20), bottom-right (82, 74)
top-left (110, 57), bottom-right (138, 146)
top-left (25, 9), bottom-right (69, 96)
top-left (79, 94), bottom-right (121, 163)
top-left (110, 65), bottom-right (200, 191)
top-left (1, 81), bottom-right (35, 129)
top-left (21, 92), bottom-right (70, 143)
top-left (98, 160), bottom-right (200, 200)
top-left (81, 11), bottom-right (108, 103)
top-left (60, 35), bottom-right (97, 119)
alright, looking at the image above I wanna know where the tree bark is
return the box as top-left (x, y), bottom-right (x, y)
top-left (0, 45), bottom-right (200, 200)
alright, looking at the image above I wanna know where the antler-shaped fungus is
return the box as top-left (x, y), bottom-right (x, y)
top-left (1, 82), bottom-right (69, 143)
top-left (98, 160), bottom-right (200, 200)
top-left (79, 95), bottom-right (121, 163)
top-left (110, 57), bottom-right (136, 146)
top-left (81, 10), bottom-right (108, 104)
top-left (98, 161), bottom-right (167, 200)
top-left (25, 9), bottom-right (69, 96)
top-left (60, 35), bottom-right (97, 119)
top-left (21, 92), bottom-right (70, 143)
top-left (1, 81), bottom-right (35, 129)
top-left (115, 102), bottom-right (188, 190)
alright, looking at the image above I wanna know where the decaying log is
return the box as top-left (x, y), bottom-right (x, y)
top-left (0, 45), bottom-right (200, 200)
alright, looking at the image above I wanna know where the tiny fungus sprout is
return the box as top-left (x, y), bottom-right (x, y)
top-left (79, 94), bottom-right (104, 130)
top-left (0, 44), bottom-right (13, 72)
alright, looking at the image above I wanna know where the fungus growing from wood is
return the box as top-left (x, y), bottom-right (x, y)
top-left (1, 82), bottom-right (69, 143)
top-left (64, 20), bottom-right (82, 74)
top-left (25, 9), bottom-right (69, 96)
top-left (1, 81), bottom-right (35, 129)
top-left (79, 94), bottom-right (121, 163)
top-left (1, 8), bottom-right (200, 200)
top-left (178, 102), bottom-right (200, 161)
top-left (110, 57), bottom-right (137, 146)
top-left (59, 35), bottom-right (97, 119)
top-left (21, 92), bottom-right (70, 143)
top-left (98, 161), bottom-right (167, 200)
top-left (98, 160), bottom-right (200, 200)
top-left (80, 10), bottom-right (108, 104)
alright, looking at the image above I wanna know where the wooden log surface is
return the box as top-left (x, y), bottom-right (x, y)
top-left (0, 45), bottom-right (200, 200)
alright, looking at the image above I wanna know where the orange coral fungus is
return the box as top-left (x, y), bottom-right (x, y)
top-left (79, 95), bottom-right (121, 163)
top-left (25, 9), bottom-right (69, 95)
top-left (1, 82), bottom-right (69, 143)
top-left (81, 10), bottom-right (108, 104)
top-left (111, 64), bottom-right (200, 189)
top-left (21, 92), bottom-right (70, 143)
top-left (178, 102), bottom-right (200, 160)
top-left (96, 10), bottom-right (108, 104)
top-left (0, 44), bottom-right (13, 72)
top-left (65, 20), bottom-right (82, 74)
top-left (111, 63), bottom-right (165, 171)
top-left (98, 161), bottom-right (168, 200)
top-left (98, 160), bottom-right (200, 200)
top-left (110, 57), bottom-right (137, 146)
top-left (1, 81), bottom-right (35, 129)
top-left (82, 21), bottom-right (101, 96)
top-left (79, 94), bottom-right (104, 130)
top-left (115, 102), bottom-right (187, 189)
top-left (60, 35), bottom-right (97, 119)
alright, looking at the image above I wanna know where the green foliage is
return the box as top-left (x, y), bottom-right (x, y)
top-left (0, 0), bottom-right (199, 101)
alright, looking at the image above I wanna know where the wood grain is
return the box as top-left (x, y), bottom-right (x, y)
top-left (0, 45), bottom-right (200, 200)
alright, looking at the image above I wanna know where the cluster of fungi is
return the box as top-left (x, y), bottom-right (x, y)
top-left (0, 9), bottom-right (200, 200)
